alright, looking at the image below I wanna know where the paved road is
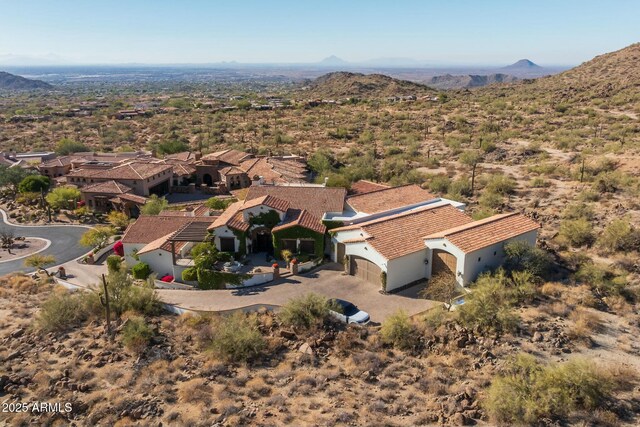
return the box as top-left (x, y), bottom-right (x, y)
top-left (156, 264), bottom-right (436, 323)
top-left (0, 210), bottom-right (90, 275)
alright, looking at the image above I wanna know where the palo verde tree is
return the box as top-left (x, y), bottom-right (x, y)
top-left (459, 150), bottom-right (483, 194)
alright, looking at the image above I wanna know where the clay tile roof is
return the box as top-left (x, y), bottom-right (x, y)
top-left (165, 151), bottom-right (199, 162)
top-left (137, 232), bottom-right (175, 255)
top-left (272, 209), bottom-right (326, 234)
top-left (334, 204), bottom-right (474, 260)
top-left (203, 149), bottom-right (253, 165)
top-left (40, 156), bottom-right (72, 168)
top-left (424, 212), bottom-right (540, 253)
top-left (209, 200), bottom-right (249, 232)
top-left (346, 184), bottom-right (436, 214)
top-left (80, 180), bottom-right (132, 194)
top-left (123, 215), bottom-right (215, 244)
top-left (68, 162), bottom-right (173, 180)
top-left (114, 193), bottom-right (148, 204)
top-left (241, 195), bottom-right (290, 212)
top-left (245, 186), bottom-right (346, 219)
top-left (349, 180), bottom-right (390, 195)
top-left (219, 165), bottom-right (246, 175)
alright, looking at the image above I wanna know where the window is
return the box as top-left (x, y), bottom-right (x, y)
top-left (494, 251), bottom-right (497, 256)
top-left (299, 239), bottom-right (315, 254)
top-left (219, 237), bottom-right (235, 252)
top-left (281, 239), bottom-right (296, 252)
top-left (478, 257), bottom-right (482, 262)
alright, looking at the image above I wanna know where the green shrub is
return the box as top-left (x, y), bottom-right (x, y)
top-left (485, 354), bottom-right (617, 425)
top-left (598, 218), bottom-right (639, 253)
top-left (559, 218), bottom-right (593, 247)
top-left (278, 293), bottom-right (336, 330)
top-left (575, 263), bottom-right (627, 298)
top-left (428, 175), bottom-right (451, 194)
top-left (478, 191), bottom-right (503, 209)
top-left (484, 174), bottom-right (516, 195)
top-left (504, 240), bottom-right (552, 278)
top-left (562, 202), bottom-right (595, 220)
top-left (106, 255), bottom-right (122, 273)
top-left (121, 316), bottom-right (154, 354)
top-left (18, 175), bottom-right (50, 194)
top-left (181, 267), bottom-right (198, 282)
top-left (208, 312), bottom-right (265, 361)
top-left (35, 292), bottom-right (95, 333)
top-left (458, 272), bottom-right (519, 333)
top-left (380, 310), bottom-right (419, 350)
top-left (80, 226), bottom-right (115, 248)
top-left (196, 269), bottom-right (246, 290)
top-left (131, 262), bottom-right (151, 279)
top-left (45, 186), bottom-right (81, 210)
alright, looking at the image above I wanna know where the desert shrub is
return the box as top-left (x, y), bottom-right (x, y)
top-left (104, 269), bottom-right (161, 316)
top-left (140, 194), bottom-right (169, 215)
top-left (278, 293), bottom-right (336, 330)
top-left (121, 316), bottom-right (154, 354)
top-left (510, 270), bottom-right (537, 304)
top-left (458, 272), bottom-right (519, 333)
top-left (205, 197), bottom-right (234, 210)
top-left (559, 218), bottom-right (593, 247)
top-left (36, 292), bottom-right (93, 333)
top-left (447, 178), bottom-right (472, 199)
top-left (575, 263), bottom-right (627, 298)
top-left (568, 307), bottom-right (603, 341)
top-left (56, 138), bottom-right (88, 155)
top-left (380, 310), bottom-right (420, 350)
top-left (428, 175), bottom-right (451, 194)
top-left (485, 354), bottom-right (616, 425)
top-left (504, 240), bottom-right (552, 278)
top-left (484, 174), bottom-right (516, 195)
top-left (208, 312), bottom-right (265, 361)
top-left (131, 262), bottom-right (151, 279)
top-left (562, 202), bottom-right (594, 220)
top-left (181, 267), bottom-right (198, 282)
top-left (598, 218), bottom-right (639, 253)
top-left (478, 191), bottom-right (503, 209)
top-left (107, 211), bottom-right (130, 229)
top-left (45, 186), bottom-right (81, 209)
top-left (106, 255), bottom-right (122, 273)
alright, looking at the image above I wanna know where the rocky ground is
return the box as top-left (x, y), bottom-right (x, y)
top-left (1, 274), bottom-right (639, 426)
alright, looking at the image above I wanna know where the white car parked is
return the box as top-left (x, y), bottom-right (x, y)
top-left (329, 299), bottom-right (370, 325)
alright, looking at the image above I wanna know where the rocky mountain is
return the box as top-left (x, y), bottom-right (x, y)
top-left (0, 71), bottom-right (53, 90)
top-left (495, 43), bottom-right (640, 107)
top-left (502, 59), bottom-right (542, 71)
top-left (426, 73), bottom-right (519, 90)
top-left (300, 71), bottom-right (434, 99)
top-left (318, 55), bottom-right (349, 66)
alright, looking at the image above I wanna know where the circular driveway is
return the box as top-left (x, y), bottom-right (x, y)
top-left (0, 210), bottom-right (90, 275)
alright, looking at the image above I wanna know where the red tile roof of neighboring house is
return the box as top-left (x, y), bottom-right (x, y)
top-left (39, 156), bottom-right (73, 168)
top-left (345, 184), bottom-right (436, 214)
top-left (241, 195), bottom-right (290, 212)
top-left (80, 180), bottom-right (132, 194)
top-left (424, 212), bottom-right (540, 253)
top-left (67, 162), bottom-right (173, 180)
top-left (122, 215), bottom-right (215, 244)
top-left (202, 149), bottom-right (253, 165)
top-left (219, 165), bottom-right (246, 176)
top-left (349, 180), bottom-right (390, 195)
top-left (272, 209), bottom-right (327, 234)
top-left (334, 204), bottom-right (474, 260)
top-left (209, 201), bottom-right (249, 232)
top-left (245, 186), bottom-right (346, 219)
top-left (165, 151), bottom-right (199, 162)
top-left (112, 193), bottom-right (148, 204)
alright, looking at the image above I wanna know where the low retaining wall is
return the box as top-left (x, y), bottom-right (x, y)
top-left (154, 280), bottom-right (195, 290)
top-left (297, 258), bottom-right (322, 274)
top-left (227, 271), bottom-right (274, 289)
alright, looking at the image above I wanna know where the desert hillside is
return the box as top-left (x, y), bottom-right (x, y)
top-left (0, 71), bottom-right (53, 90)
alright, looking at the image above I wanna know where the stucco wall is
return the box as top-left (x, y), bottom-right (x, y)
top-left (123, 243), bottom-right (145, 268)
top-left (462, 230), bottom-right (538, 284)
top-left (212, 225), bottom-right (241, 252)
top-left (386, 249), bottom-right (429, 291)
top-left (138, 249), bottom-right (174, 277)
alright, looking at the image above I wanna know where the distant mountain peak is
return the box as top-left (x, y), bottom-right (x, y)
top-left (0, 71), bottom-right (53, 90)
top-left (503, 59), bottom-right (542, 69)
top-left (318, 55), bottom-right (348, 65)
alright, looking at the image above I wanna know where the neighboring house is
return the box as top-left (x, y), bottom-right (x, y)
top-left (331, 204), bottom-right (540, 291)
top-left (38, 156), bottom-right (74, 178)
top-left (80, 180), bottom-right (138, 213)
top-left (66, 162), bottom-right (173, 196)
top-left (121, 212), bottom-right (215, 278)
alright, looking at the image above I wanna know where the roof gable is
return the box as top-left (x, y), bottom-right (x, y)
top-left (245, 186), bottom-right (346, 219)
top-left (346, 184), bottom-right (436, 214)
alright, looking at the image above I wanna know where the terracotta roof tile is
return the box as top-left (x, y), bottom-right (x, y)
top-left (67, 162), bottom-right (173, 180)
top-left (80, 180), bottom-right (132, 194)
top-left (123, 215), bottom-right (215, 244)
top-left (113, 193), bottom-right (148, 204)
top-left (245, 186), bottom-right (346, 219)
top-left (348, 180), bottom-right (390, 195)
top-left (272, 209), bottom-right (326, 234)
top-left (346, 184), bottom-right (436, 214)
top-left (202, 149), bottom-right (253, 165)
top-left (334, 204), bottom-right (473, 260)
top-left (241, 195), bottom-right (290, 212)
top-left (425, 212), bottom-right (540, 253)
top-left (209, 201), bottom-right (249, 232)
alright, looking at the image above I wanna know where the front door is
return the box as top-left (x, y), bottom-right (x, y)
top-left (254, 232), bottom-right (273, 254)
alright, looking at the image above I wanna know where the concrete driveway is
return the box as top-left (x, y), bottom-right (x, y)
top-left (0, 210), bottom-right (91, 275)
top-left (157, 263), bottom-right (436, 323)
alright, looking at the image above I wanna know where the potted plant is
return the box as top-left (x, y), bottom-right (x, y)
top-left (290, 257), bottom-right (299, 275)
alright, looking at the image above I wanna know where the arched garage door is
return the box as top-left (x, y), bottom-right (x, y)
top-left (431, 249), bottom-right (457, 276)
top-left (350, 256), bottom-right (382, 286)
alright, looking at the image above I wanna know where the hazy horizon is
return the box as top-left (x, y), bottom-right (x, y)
top-left (1, 0), bottom-right (638, 67)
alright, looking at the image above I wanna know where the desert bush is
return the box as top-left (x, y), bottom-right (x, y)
top-left (478, 191), bottom-right (503, 209)
top-left (181, 267), bottom-right (198, 282)
top-left (107, 211), bottom-right (130, 230)
top-left (18, 175), bottom-right (50, 194)
top-left (131, 262), bottom-right (151, 279)
top-left (428, 175), bottom-right (450, 194)
top-left (208, 312), bottom-right (265, 362)
top-left (484, 174), bottom-right (516, 195)
top-left (80, 226), bottom-right (115, 248)
top-left (562, 202), bottom-right (594, 220)
top-left (485, 355), bottom-right (617, 425)
top-left (568, 306), bottom-right (603, 342)
top-left (278, 293), bottom-right (337, 330)
top-left (45, 186), bottom-right (81, 210)
top-left (598, 218), bottom-right (639, 253)
top-left (575, 263), bottom-right (627, 299)
top-left (458, 272), bottom-right (519, 333)
top-left (140, 194), bottom-right (168, 215)
top-left (121, 316), bottom-right (154, 354)
top-left (104, 269), bottom-right (161, 317)
top-left (559, 218), bottom-right (593, 247)
top-left (447, 178), bottom-right (472, 199)
top-left (504, 240), bottom-right (552, 278)
top-left (380, 310), bottom-right (420, 350)
top-left (35, 291), bottom-right (95, 333)
top-left (106, 255), bottom-right (122, 273)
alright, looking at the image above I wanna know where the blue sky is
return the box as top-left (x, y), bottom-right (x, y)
top-left (1, 0), bottom-right (638, 65)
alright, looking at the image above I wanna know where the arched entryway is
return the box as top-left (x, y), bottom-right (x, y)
top-left (251, 227), bottom-right (273, 254)
top-left (431, 249), bottom-right (457, 276)
top-left (203, 173), bottom-right (213, 187)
